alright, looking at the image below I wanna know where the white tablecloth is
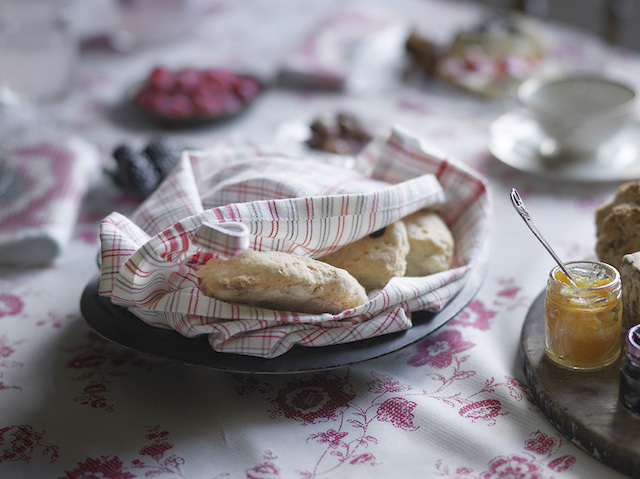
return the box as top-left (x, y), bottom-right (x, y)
top-left (1, 1), bottom-right (637, 477)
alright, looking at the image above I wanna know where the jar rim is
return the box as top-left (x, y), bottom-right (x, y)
top-left (627, 324), bottom-right (640, 351)
top-left (548, 260), bottom-right (620, 290)
top-left (628, 324), bottom-right (640, 354)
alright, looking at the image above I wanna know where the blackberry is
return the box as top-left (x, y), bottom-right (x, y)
top-left (111, 145), bottom-right (138, 189)
top-left (143, 138), bottom-right (182, 178)
top-left (111, 144), bottom-right (160, 197)
top-left (125, 153), bottom-right (161, 197)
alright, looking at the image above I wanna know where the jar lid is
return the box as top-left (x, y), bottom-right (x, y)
top-left (627, 324), bottom-right (640, 362)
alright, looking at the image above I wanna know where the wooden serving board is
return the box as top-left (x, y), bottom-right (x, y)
top-left (521, 290), bottom-right (640, 478)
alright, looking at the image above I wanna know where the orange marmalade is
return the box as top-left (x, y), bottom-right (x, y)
top-left (544, 261), bottom-right (622, 370)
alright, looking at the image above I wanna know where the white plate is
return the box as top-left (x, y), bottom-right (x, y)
top-left (489, 109), bottom-right (640, 183)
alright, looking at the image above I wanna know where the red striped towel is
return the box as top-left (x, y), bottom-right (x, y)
top-left (98, 127), bottom-right (491, 358)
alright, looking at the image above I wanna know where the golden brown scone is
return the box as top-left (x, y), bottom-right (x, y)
top-left (196, 250), bottom-right (368, 314)
top-left (595, 180), bottom-right (640, 236)
top-left (403, 210), bottom-right (455, 276)
top-left (319, 221), bottom-right (410, 292)
top-left (596, 204), bottom-right (640, 270)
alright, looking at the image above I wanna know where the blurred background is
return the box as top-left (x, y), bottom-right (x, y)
top-left (471, 0), bottom-right (638, 51)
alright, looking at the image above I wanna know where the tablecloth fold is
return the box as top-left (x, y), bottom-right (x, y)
top-left (97, 127), bottom-right (491, 358)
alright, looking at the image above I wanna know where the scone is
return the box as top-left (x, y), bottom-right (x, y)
top-left (596, 204), bottom-right (640, 270)
top-left (319, 221), bottom-right (410, 291)
top-left (196, 250), bottom-right (368, 314)
top-left (595, 180), bottom-right (640, 236)
top-left (403, 209), bottom-right (454, 276)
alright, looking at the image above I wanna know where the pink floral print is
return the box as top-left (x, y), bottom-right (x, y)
top-left (0, 425), bottom-right (58, 464)
top-left (435, 430), bottom-right (576, 477)
top-left (61, 426), bottom-right (189, 478)
top-left (266, 373), bottom-right (355, 425)
top-left (450, 300), bottom-right (496, 330)
top-left (458, 399), bottom-right (506, 425)
top-left (61, 456), bottom-right (135, 479)
top-left (480, 453), bottom-right (544, 479)
top-left (63, 331), bottom-right (164, 412)
top-left (0, 294), bottom-right (23, 319)
top-left (376, 397), bottom-right (419, 430)
top-left (408, 329), bottom-right (475, 369)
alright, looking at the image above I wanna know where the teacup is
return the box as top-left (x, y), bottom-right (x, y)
top-left (517, 74), bottom-right (637, 158)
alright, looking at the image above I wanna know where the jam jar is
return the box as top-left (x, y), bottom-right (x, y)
top-left (619, 324), bottom-right (640, 414)
top-left (544, 261), bottom-right (622, 370)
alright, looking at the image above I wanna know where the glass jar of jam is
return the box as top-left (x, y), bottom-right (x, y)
top-left (544, 260), bottom-right (622, 370)
top-left (619, 324), bottom-right (640, 414)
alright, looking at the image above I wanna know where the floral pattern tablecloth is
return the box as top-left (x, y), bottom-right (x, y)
top-left (1, 1), bottom-right (638, 478)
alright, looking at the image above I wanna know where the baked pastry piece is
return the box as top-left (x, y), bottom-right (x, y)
top-left (319, 221), bottom-right (410, 291)
top-left (595, 181), bottom-right (640, 269)
top-left (196, 250), bottom-right (368, 314)
top-left (596, 180), bottom-right (640, 236)
top-left (403, 209), bottom-right (454, 276)
top-left (596, 204), bottom-right (640, 270)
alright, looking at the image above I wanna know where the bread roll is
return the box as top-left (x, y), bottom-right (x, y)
top-left (197, 250), bottom-right (368, 314)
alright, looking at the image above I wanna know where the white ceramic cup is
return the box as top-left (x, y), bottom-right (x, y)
top-left (0, 0), bottom-right (78, 106)
top-left (517, 75), bottom-right (637, 158)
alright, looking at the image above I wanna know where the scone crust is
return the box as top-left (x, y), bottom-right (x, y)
top-left (196, 250), bottom-right (368, 314)
top-left (596, 204), bottom-right (640, 270)
top-left (596, 180), bottom-right (640, 236)
top-left (319, 221), bottom-right (410, 291)
top-left (403, 210), bottom-right (454, 276)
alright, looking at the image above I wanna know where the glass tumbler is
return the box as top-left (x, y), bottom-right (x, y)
top-left (0, 0), bottom-right (78, 106)
top-left (544, 260), bottom-right (622, 370)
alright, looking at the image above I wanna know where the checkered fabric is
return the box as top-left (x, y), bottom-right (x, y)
top-left (98, 127), bottom-right (491, 358)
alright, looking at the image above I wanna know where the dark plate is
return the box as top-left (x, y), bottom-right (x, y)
top-left (80, 246), bottom-right (487, 374)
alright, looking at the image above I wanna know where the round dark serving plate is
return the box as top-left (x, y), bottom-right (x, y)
top-left (80, 253), bottom-right (486, 374)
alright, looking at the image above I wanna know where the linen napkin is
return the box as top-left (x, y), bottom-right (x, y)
top-left (0, 136), bottom-right (99, 266)
top-left (98, 127), bottom-right (491, 358)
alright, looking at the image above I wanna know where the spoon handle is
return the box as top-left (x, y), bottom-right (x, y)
top-left (510, 188), bottom-right (578, 286)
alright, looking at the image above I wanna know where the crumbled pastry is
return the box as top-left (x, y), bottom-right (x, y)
top-left (197, 250), bottom-right (368, 314)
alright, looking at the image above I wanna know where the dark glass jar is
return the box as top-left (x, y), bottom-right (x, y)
top-left (619, 324), bottom-right (640, 414)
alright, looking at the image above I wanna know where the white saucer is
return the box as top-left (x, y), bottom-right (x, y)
top-left (489, 109), bottom-right (640, 183)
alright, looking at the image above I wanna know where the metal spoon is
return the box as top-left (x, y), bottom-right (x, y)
top-left (510, 188), bottom-right (578, 286)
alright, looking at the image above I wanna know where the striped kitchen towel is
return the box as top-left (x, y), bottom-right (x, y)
top-left (0, 136), bottom-right (99, 266)
top-left (98, 127), bottom-right (491, 358)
